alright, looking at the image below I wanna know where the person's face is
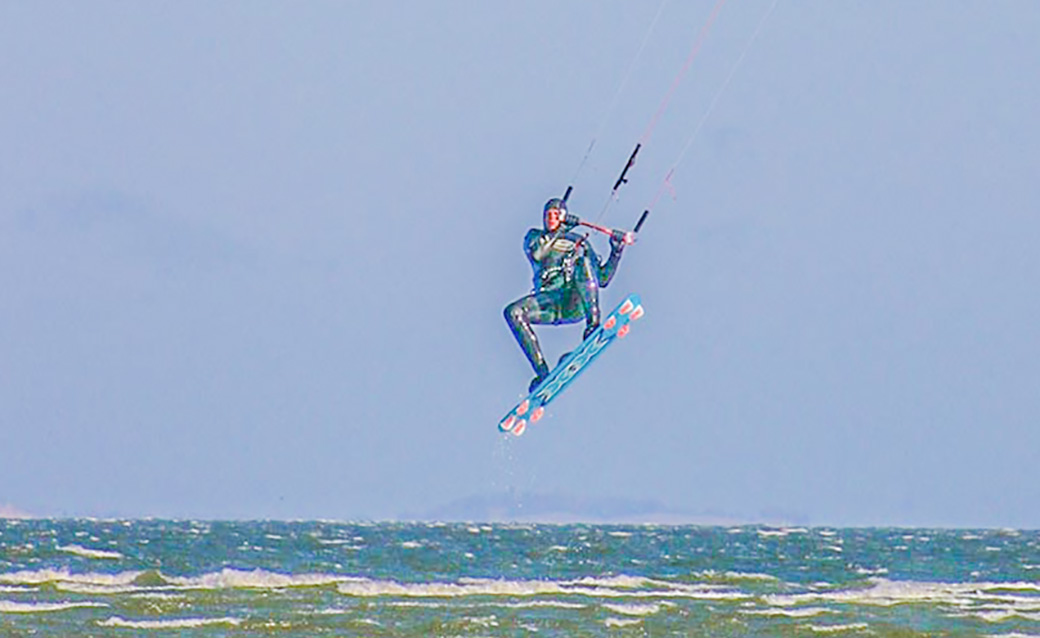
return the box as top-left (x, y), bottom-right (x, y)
top-left (544, 207), bottom-right (563, 232)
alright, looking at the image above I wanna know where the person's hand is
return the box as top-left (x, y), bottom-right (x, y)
top-left (610, 229), bottom-right (631, 249)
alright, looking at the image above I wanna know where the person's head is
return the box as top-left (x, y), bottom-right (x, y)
top-left (543, 198), bottom-right (567, 232)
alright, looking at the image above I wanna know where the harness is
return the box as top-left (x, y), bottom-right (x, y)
top-left (534, 234), bottom-right (584, 291)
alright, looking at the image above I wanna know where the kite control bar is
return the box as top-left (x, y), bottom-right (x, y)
top-left (578, 219), bottom-right (635, 244)
top-left (566, 209), bottom-right (650, 245)
top-left (557, 142), bottom-right (650, 245)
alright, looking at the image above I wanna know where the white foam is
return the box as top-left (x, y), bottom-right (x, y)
top-left (853, 566), bottom-right (888, 576)
top-left (697, 569), bottom-right (778, 582)
top-left (0, 567), bottom-right (359, 593)
top-left (959, 610), bottom-right (1040, 623)
top-left (605, 617), bottom-right (642, 628)
top-left (129, 592), bottom-right (182, 600)
top-left (500, 600), bottom-right (588, 610)
top-left (466, 615), bottom-right (498, 628)
top-left (57, 544), bottom-right (123, 560)
top-left (743, 607), bottom-right (833, 618)
top-left (98, 616), bottom-right (241, 629)
top-left (568, 574), bottom-right (654, 589)
top-left (167, 568), bottom-right (350, 590)
top-left (382, 600), bottom-right (589, 611)
top-left (765, 579), bottom-right (1040, 609)
top-left (0, 568), bottom-right (142, 588)
top-left (602, 602), bottom-right (670, 616)
top-left (807, 623), bottom-right (870, 633)
top-left (56, 581), bottom-right (149, 595)
top-left (986, 582), bottom-right (1040, 592)
top-left (0, 586), bottom-right (30, 593)
top-left (336, 575), bottom-right (744, 601)
top-left (338, 578), bottom-right (564, 598)
top-left (315, 538), bottom-right (362, 550)
top-left (0, 600), bottom-right (108, 614)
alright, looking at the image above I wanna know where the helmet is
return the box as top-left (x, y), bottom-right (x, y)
top-left (544, 198), bottom-right (567, 214)
top-left (543, 198), bottom-right (567, 231)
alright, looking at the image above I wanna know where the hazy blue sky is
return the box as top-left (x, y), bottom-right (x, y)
top-left (2, 1), bottom-right (1038, 527)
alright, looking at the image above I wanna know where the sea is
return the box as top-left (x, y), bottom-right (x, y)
top-left (1, 520), bottom-right (1039, 637)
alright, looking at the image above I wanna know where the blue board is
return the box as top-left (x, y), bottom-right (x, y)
top-left (499, 293), bottom-right (644, 436)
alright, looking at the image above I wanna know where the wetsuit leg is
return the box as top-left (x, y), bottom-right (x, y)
top-left (574, 257), bottom-right (602, 338)
top-left (504, 289), bottom-right (573, 378)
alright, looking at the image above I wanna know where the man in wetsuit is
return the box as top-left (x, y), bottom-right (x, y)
top-left (504, 197), bottom-right (627, 391)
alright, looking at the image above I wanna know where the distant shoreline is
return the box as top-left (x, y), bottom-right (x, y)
top-left (0, 503), bottom-right (33, 519)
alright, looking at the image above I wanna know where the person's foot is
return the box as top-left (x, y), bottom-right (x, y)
top-left (583, 323), bottom-right (599, 340)
top-left (529, 373), bottom-right (548, 393)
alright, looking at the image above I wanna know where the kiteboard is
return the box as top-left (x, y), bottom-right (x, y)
top-left (499, 293), bottom-right (644, 436)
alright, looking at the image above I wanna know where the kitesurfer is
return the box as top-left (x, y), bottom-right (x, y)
top-left (504, 198), bottom-right (628, 391)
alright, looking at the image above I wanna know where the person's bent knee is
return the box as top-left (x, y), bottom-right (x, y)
top-left (505, 301), bottom-right (526, 327)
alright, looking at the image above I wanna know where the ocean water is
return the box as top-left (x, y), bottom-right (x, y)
top-left (1, 520), bottom-right (1039, 637)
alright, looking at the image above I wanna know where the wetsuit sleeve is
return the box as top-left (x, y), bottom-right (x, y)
top-left (524, 229), bottom-right (543, 265)
top-left (588, 240), bottom-right (624, 287)
top-left (525, 228), bottom-right (555, 289)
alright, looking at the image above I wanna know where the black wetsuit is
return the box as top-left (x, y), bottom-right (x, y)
top-left (504, 224), bottom-right (624, 382)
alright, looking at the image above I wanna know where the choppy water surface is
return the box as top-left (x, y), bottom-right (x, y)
top-left (2, 520), bottom-right (1038, 636)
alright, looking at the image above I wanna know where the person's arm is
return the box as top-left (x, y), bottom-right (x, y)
top-left (594, 230), bottom-right (626, 287)
top-left (530, 227), bottom-right (569, 262)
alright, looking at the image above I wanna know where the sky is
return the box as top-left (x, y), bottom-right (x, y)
top-left (2, 1), bottom-right (1038, 528)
